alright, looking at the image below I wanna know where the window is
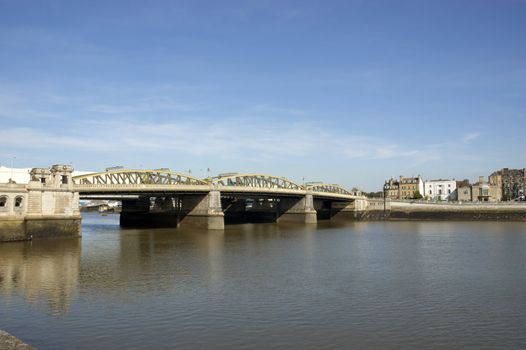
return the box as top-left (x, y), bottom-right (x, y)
top-left (448, 189), bottom-right (451, 194)
top-left (61, 175), bottom-right (68, 184)
top-left (0, 196), bottom-right (7, 208)
top-left (40, 177), bottom-right (46, 184)
top-left (14, 196), bottom-right (23, 209)
top-left (429, 190), bottom-right (432, 194)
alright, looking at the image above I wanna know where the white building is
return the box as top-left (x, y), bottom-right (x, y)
top-left (1, 166), bottom-right (92, 184)
top-left (424, 179), bottom-right (457, 201)
top-left (0, 166), bottom-right (31, 184)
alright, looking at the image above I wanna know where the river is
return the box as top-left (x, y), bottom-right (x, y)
top-left (1, 213), bottom-right (526, 349)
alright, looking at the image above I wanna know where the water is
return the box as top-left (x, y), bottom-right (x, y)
top-left (1, 213), bottom-right (526, 349)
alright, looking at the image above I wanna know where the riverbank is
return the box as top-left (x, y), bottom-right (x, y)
top-left (0, 330), bottom-right (35, 349)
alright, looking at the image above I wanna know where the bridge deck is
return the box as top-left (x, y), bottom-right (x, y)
top-left (74, 184), bottom-right (360, 201)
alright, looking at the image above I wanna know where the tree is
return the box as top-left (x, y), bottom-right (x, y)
top-left (413, 190), bottom-right (423, 200)
top-left (366, 191), bottom-right (383, 198)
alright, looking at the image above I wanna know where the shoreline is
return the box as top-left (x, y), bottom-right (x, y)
top-left (0, 330), bottom-right (35, 350)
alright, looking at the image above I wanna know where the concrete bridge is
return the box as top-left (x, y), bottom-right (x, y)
top-left (73, 169), bottom-right (368, 229)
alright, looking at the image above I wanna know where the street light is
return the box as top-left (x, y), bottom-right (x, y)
top-left (383, 182), bottom-right (390, 212)
top-left (10, 156), bottom-right (16, 183)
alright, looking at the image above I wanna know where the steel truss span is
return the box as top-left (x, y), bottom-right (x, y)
top-left (73, 169), bottom-right (208, 186)
top-left (306, 184), bottom-right (353, 196)
top-left (212, 174), bottom-right (303, 190)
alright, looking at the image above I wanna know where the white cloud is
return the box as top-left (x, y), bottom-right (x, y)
top-left (88, 96), bottom-right (200, 115)
top-left (462, 132), bottom-right (480, 143)
top-left (0, 118), bottom-right (443, 163)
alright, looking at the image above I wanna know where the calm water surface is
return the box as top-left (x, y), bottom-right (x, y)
top-left (1, 213), bottom-right (526, 349)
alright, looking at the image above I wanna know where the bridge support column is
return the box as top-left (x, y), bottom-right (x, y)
top-left (179, 189), bottom-right (224, 230)
top-left (277, 194), bottom-right (317, 224)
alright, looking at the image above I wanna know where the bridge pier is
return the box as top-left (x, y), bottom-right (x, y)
top-left (277, 194), bottom-right (317, 224)
top-left (178, 190), bottom-right (224, 230)
top-left (120, 191), bottom-right (225, 230)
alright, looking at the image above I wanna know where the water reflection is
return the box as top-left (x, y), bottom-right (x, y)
top-left (0, 238), bottom-right (81, 315)
top-left (79, 225), bottom-right (228, 297)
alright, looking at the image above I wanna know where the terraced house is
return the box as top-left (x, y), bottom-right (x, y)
top-left (399, 176), bottom-right (424, 200)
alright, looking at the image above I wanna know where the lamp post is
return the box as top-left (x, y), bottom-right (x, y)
top-left (10, 156), bottom-right (16, 183)
top-left (383, 182), bottom-right (390, 212)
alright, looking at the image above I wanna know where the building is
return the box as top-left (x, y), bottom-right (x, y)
top-left (399, 175), bottom-right (424, 200)
top-left (424, 179), bottom-right (457, 201)
top-left (383, 178), bottom-right (400, 199)
top-left (471, 176), bottom-right (501, 202)
top-left (489, 168), bottom-right (525, 201)
top-left (0, 166), bottom-right (31, 184)
top-left (0, 166), bottom-right (91, 184)
top-left (456, 179), bottom-right (471, 202)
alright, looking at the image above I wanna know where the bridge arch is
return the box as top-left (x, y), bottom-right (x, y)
top-left (212, 174), bottom-right (303, 190)
top-left (306, 183), bottom-right (354, 196)
top-left (73, 169), bottom-right (208, 186)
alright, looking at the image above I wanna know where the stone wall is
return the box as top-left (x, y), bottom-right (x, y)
top-left (352, 199), bottom-right (526, 221)
top-left (388, 201), bottom-right (526, 221)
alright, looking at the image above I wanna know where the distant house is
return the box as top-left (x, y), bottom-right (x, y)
top-left (399, 175), bottom-right (424, 200)
top-left (0, 166), bottom-right (31, 184)
top-left (0, 166), bottom-right (92, 185)
top-left (383, 178), bottom-right (400, 199)
top-left (456, 179), bottom-right (471, 202)
top-left (424, 179), bottom-right (457, 201)
top-left (471, 176), bottom-right (501, 202)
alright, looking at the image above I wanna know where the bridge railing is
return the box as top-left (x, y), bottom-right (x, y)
top-left (73, 170), bottom-right (208, 186)
top-left (211, 174), bottom-right (304, 190)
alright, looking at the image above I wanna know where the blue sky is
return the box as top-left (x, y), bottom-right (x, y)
top-left (1, 0), bottom-right (525, 191)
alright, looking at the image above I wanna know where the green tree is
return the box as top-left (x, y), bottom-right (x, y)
top-left (413, 190), bottom-right (423, 200)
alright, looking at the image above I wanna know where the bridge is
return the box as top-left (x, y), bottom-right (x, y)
top-left (74, 169), bottom-right (367, 229)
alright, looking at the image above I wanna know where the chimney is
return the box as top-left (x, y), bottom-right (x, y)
top-left (479, 176), bottom-right (484, 184)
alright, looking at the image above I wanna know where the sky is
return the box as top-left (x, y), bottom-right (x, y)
top-left (1, 0), bottom-right (525, 191)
